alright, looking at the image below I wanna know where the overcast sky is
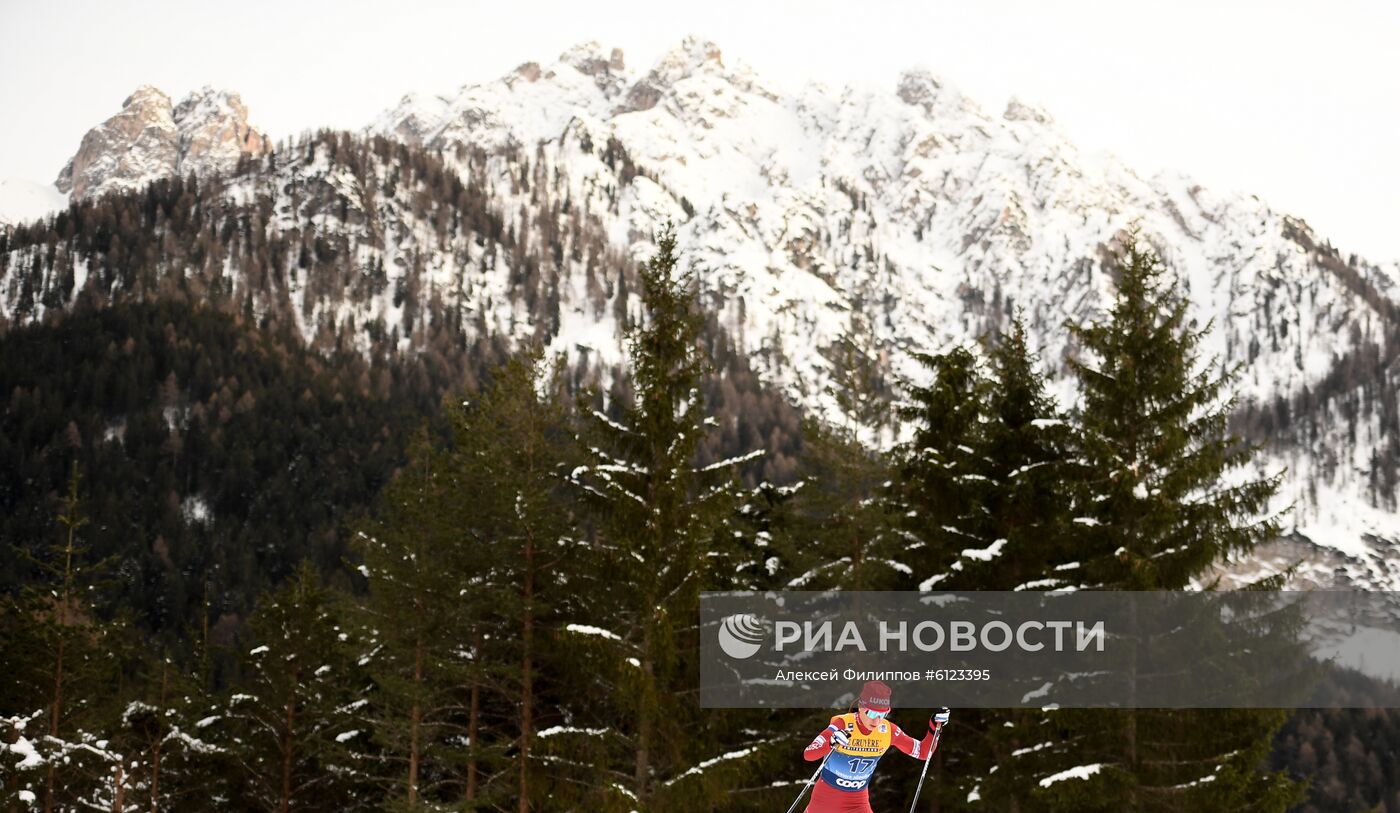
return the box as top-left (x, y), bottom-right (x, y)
top-left (2, 0), bottom-right (1395, 261)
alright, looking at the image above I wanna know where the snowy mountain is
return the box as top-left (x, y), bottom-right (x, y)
top-left (367, 39), bottom-right (1400, 587)
top-left (55, 84), bottom-right (268, 200)
top-left (372, 39), bottom-right (1396, 411)
top-left (0, 178), bottom-right (66, 227)
top-left (5, 38), bottom-right (1399, 587)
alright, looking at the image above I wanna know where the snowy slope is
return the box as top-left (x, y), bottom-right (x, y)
top-left (0, 178), bottom-right (66, 227)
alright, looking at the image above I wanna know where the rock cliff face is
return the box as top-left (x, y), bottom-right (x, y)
top-left (170, 87), bottom-right (269, 179)
top-left (56, 85), bottom-right (267, 199)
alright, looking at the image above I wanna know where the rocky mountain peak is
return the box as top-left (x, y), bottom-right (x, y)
top-left (896, 68), bottom-right (943, 108)
top-left (560, 40), bottom-right (626, 76)
top-left (123, 84), bottom-right (173, 112)
top-left (663, 36), bottom-right (724, 70)
top-left (17, 41), bottom-right (1400, 587)
top-left (647, 36), bottom-right (725, 87)
top-left (1003, 96), bottom-right (1054, 125)
top-left (56, 86), bottom-right (179, 198)
top-left (553, 41), bottom-right (629, 98)
top-left (55, 85), bottom-right (268, 200)
top-left (172, 87), bottom-right (269, 179)
top-left (623, 37), bottom-right (733, 112)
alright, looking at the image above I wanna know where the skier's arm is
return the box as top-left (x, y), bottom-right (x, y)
top-left (893, 709), bottom-right (949, 761)
top-left (803, 717), bottom-right (848, 762)
top-left (890, 724), bottom-right (937, 761)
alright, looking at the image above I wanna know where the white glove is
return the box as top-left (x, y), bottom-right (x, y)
top-left (829, 725), bottom-right (850, 747)
top-left (932, 707), bottom-right (951, 726)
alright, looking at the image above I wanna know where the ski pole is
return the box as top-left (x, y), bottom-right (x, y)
top-left (906, 726), bottom-right (941, 813)
top-left (908, 709), bottom-right (949, 813)
top-left (784, 750), bottom-right (833, 813)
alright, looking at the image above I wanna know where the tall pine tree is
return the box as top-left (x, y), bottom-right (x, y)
top-left (445, 351), bottom-right (582, 811)
top-left (1024, 238), bottom-right (1301, 811)
top-left (356, 431), bottom-right (483, 809)
top-left (567, 224), bottom-right (757, 809)
top-left (3, 465), bottom-right (129, 811)
top-left (910, 319), bottom-right (1083, 812)
top-left (893, 345), bottom-right (992, 590)
top-left (967, 317), bottom-right (1080, 591)
top-left (222, 561), bottom-right (367, 812)
top-left (1067, 239), bottom-right (1283, 589)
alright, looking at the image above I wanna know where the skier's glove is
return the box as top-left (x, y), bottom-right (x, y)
top-left (930, 707), bottom-right (951, 728)
top-left (829, 725), bottom-right (850, 747)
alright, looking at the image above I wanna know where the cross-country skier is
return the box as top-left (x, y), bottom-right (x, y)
top-left (801, 680), bottom-right (949, 812)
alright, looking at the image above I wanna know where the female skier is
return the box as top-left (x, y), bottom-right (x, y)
top-left (801, 680), bottom-right (949, 812)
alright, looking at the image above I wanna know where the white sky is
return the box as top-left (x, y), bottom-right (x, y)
top-left (2, 0), bottom-right (1396, 261)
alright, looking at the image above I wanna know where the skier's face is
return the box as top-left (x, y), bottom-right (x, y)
top-left (859, 705), bottom-right (889, 726)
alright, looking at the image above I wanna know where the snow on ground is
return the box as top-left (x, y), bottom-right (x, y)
top-left (181, 495), bottom-right (212, 525)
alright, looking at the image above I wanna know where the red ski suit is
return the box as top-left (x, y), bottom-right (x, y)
top-left (802, 712), bottom-right (937, 813)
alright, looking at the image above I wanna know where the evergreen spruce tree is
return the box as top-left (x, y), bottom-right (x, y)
top-left (107, 653), bottom-right (225, 811)
top-left (823, 306), bottom-right (893, 441)
top-left (895, 323), bottom-right (1080, 594)
top-left (1066, 240), bottom-right (1283, 588)
top-left (787, 308), bottom-right (905, 591)
top-left (223, 561), bottom-right (367, 812)
top-left (914, 320), bottom-right (1083, 812)
top-left (3, 465), bottom-right (128, 811)
top-left (445, 351), bottom-right (581, 811)
top-left (965, 317), bottom-right (1080, 591)
top-left (356, 431), bottom-right (483, 809)
top-left (567, 225), bottom-right (756, 809)
top-left (1023, 239), bottom-right (1301, 811)
top-left (892, 345), bottom-right (992, 589)
top-left (722, 475), bottom-right (809, 593)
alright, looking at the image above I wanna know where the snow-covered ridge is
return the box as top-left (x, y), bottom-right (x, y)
top-left (2, 129), bottom-right (635, 386)
top-left (10, 38), bottom-right (1400, 586)
top-left (372, 37), bottom-right (1395, 410)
